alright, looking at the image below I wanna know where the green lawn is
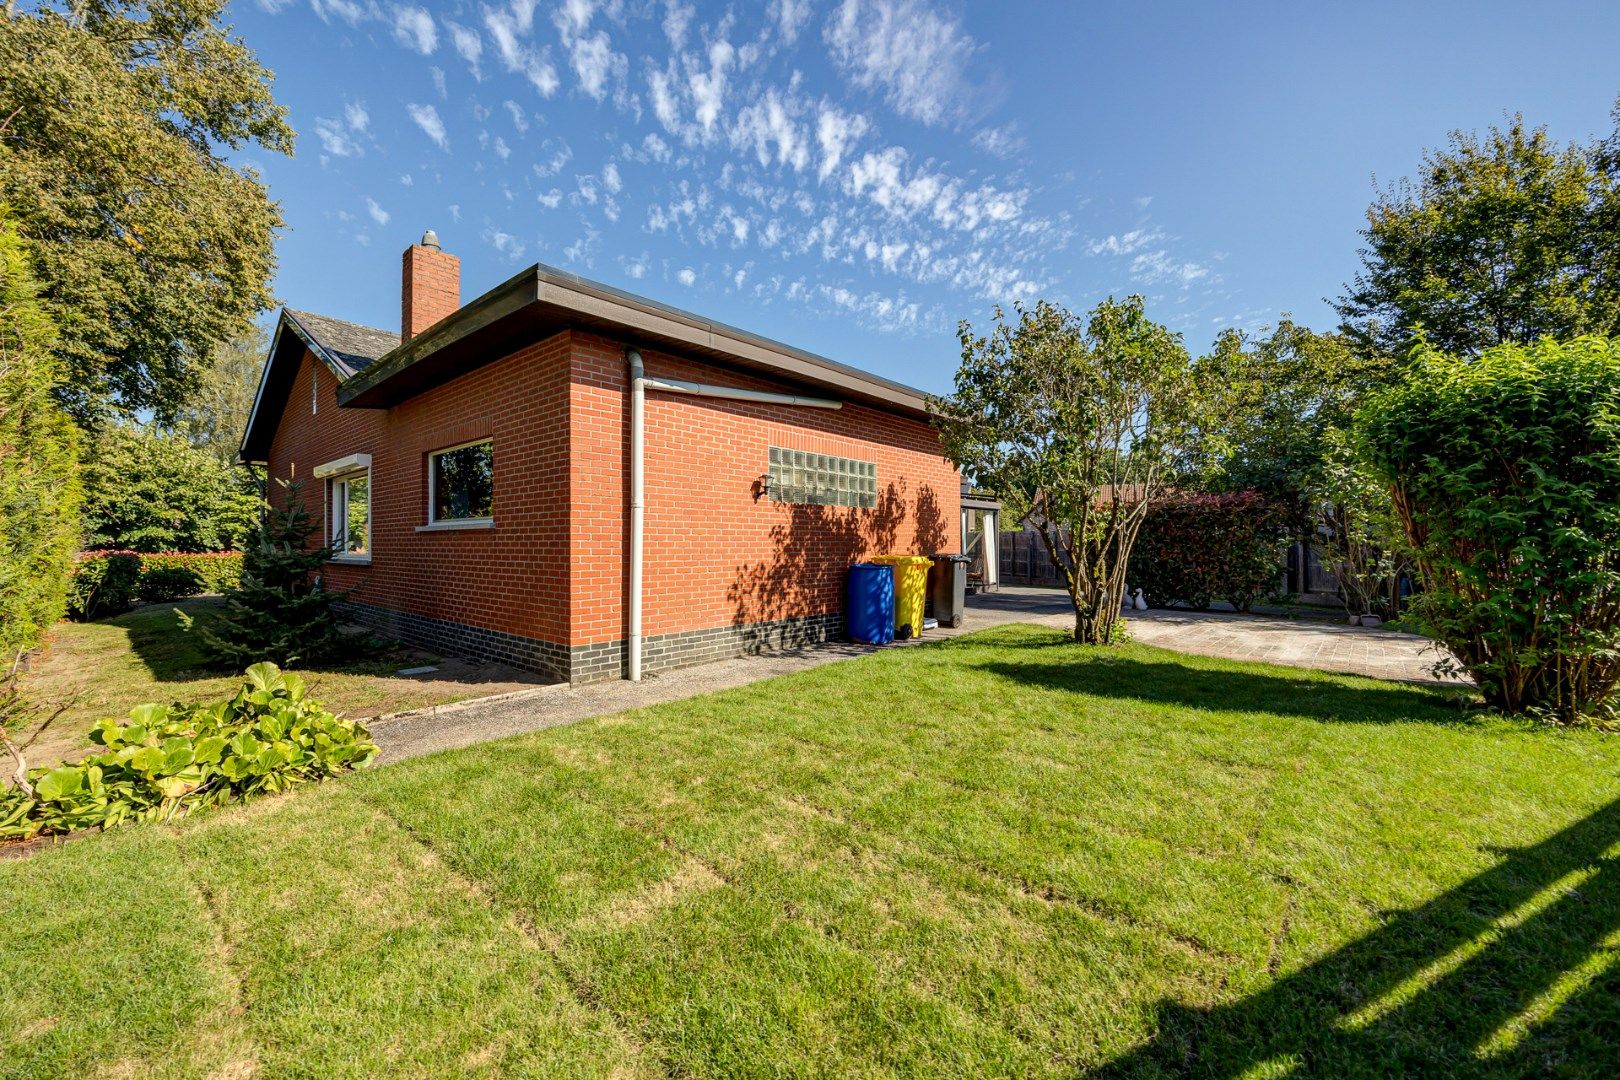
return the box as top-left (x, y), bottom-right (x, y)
top-left (5, 624), bottom-right (1619, 1077)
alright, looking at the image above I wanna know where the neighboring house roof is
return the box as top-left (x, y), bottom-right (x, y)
top-left (240, 262), bottom-right (937, 464)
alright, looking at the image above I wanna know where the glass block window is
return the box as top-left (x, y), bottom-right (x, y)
top-left (768, 447), bottom-right (877, 508)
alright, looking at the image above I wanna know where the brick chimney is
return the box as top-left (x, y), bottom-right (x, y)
top-left (401, 229), bottom-right (460, 343)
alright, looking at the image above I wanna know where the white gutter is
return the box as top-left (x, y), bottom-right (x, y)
top-left (623, 347), bottom-right (841, 681)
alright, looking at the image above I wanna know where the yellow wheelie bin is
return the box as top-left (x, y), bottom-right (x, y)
top-left (870, 554), bottom-right (933, 638)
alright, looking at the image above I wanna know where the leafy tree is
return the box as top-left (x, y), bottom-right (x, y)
top-left (184, 480), bottom-right (349, 669)
top-left (0, 209), bottom-right (81, 664)
top-left (1360, 336), bottom-right (1620, 723)
top-left (934, 296), bottom-right (1199, 644)
top-left (162, 328), bottom-right (267, 465)
top-left (1336, 110), bottom-right (1620, 358)
top-left (1183, 318), bottom-right (1392, 530)
top-left (80, 424), bottom-right (259, 552)
top-left (0, 0), bottom-right (293, 425)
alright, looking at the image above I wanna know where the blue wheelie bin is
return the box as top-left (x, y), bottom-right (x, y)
top-left (847, 563), bottom-right (896, 645)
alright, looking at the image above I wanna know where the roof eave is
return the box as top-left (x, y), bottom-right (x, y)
top-left (336, 262), bottom-right (937, 418)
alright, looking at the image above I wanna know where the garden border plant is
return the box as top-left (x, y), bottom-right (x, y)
top-left (0, 662), bottom-right (377, 841)
top-left (1131, 491), bottom-right (1289, 611)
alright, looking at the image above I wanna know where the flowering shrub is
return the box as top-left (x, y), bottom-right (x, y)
top-left (1132, 492), bottom-right (1290, 611)
top-left (68, 550), bottom-right (243, 618)
top-left (0, 663), bottom-right (377, 840)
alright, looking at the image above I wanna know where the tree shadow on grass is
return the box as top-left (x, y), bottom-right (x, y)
top-left (957, 627), bottom-right (1470, 727)
top-left (1091, 795), bottom-right (1620, 1077)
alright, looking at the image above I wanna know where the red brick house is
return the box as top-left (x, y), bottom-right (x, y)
top-left (239, 232), bottom-right (963, 683)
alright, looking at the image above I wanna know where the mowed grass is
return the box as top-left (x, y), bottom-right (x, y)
top-left (5, 623), bottom-right (1620, 1077)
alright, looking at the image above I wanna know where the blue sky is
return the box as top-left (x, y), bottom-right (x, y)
top-left (231, 0), bottom-right (1620, 393)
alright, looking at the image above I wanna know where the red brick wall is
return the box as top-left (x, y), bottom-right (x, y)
top-left (266, 326), bottom-right (962, 661)
top-left (265, 333), bottom-right (572, 646)
top-left (566, 331), bottom-right (961, 646)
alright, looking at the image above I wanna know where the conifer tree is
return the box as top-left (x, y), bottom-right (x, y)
top-left (184, 480), bottom-right (348, 668)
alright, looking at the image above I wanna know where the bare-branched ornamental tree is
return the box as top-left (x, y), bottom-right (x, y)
top-left (933, 297), bottom-right (1198, 644)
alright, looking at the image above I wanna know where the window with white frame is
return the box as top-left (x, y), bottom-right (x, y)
top-left (314, 453), bottom-right (372, 561)
top-left (428, 439), bottom-right (494, 524)
top-left (330, 471), bottom-right (369, 557)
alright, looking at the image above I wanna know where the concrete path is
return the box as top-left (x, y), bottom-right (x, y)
top-left (369, 586), bottom-right (1460, 763)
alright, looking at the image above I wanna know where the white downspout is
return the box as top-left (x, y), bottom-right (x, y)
top-left (623, 346), bottom-right (841, 682)
top-left (627, 349), bottom-right (647, 682)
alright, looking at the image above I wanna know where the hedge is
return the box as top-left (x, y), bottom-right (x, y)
top-left (68, 551), bottom-right (243, 619)
top-left (1131, 492), bottom-right (1290, 611)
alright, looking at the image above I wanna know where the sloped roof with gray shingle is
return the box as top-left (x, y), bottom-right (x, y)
top-left (286, 309), bottom-right (399, 376)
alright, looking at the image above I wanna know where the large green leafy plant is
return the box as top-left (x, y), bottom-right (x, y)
top-left (1360, 336), bottom-right (1620, 722)
top-left (81, 423), bottom-right (261, 553)
top-left (1, 662), bottom-right (377, 840)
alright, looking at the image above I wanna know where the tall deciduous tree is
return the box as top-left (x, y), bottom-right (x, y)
top-left (162, 328), bottom-right (267, 465)
top-left (0, 0), bottom-right (293, 425)
top-left (933, 297), bottom-right (1198, 644)
top-left (1336, 110), bottom-right (1620, 358)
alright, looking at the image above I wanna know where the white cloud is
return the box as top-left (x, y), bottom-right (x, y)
top-left (314, 116), bottom-right (361, 157)
top-left (1086, 228), bottom-right (1165, 257)
top-left (493, 135), bottom-right (511, 160)
top-left (642, 132), bottom-right (671, 162)
top-left (768, 0), bottom-right (811, 43)
top-left (483, 1), bottom-right (560, 95)
top-left (972, 124), bottom-right (1024, 158)
top-left (255, 0), bottom-right (295, 12)
top-left (311, 0), bottom-right (366, 26)
top-left (661, 0), bottom-right (694, 49)
top-left (687, 38), bottom-right (735, 140)
top-left (730, 88), bottom-right (809, 171)
top-left (485, 227), bottom-right (527, 261)
top-left (845, 146), bottom-right (1025, 230)
top-left (431, 65), bottom-right (447, 98)
top-left (449, 203), bottom-right (462, 221)
top-left (400, 173), bottom-right (414, 185)
top-left (392, 6), bottom-right (438, 54)
top-left (1131, 249), bottom-right (1211, 287)
top-left (537, 189), bottom-right (563, 208)
top-left (622, 251), bottom-right (650, 278)
top-left (343, 100), bottom-right (370, 133)
top-left (602, 162), bottom-right (622, 193)
top-left (552, 0), bottom-right (626, 102)
top-left (825, 0), bottom-right (976, 125)
top-left (677, 267), bottom-right (697, 286)
top-left (406, 102), bottom-right (449, 150)
top-left (815, 103), bottom-right (869, 182)
top-left (503, 99), bottom-right (528, 132)
top-left (446, 20), bottom-right (483, 78)
top-left (532, 138), bottom-right (573, 177)
top-left (365, 197), bottom-right (391, 226)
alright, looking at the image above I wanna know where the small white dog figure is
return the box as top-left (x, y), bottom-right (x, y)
top-left (1133, 588), bottom-right (1148, 610)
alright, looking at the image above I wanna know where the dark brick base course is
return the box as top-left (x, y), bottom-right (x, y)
top-left (569, 611), bottom-right (846, 683)
top-left (338, 601), bottom-right (572, 682)
top-left (338, 601), bottom-right (846, 685)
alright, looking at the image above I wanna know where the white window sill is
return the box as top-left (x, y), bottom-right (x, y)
top-left (415, 519), bottom-right (496, 532)
top-left (329, 554), bottom-right (372, 565)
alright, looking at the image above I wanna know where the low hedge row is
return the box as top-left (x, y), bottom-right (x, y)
top-left (68, 550), bottom-right (244, 619)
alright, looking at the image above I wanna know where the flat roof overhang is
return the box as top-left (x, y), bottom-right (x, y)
top-left (337, 262), bottom-right (936, 420)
